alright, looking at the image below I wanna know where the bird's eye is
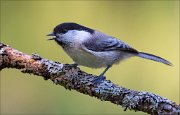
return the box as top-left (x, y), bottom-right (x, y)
top-left (63, 29), bottom-right (67, 33)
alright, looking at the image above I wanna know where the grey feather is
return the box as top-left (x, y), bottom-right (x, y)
top-left (138, 52), bottom-right (172, 66)
top-left (83, 31), bottom-right (138, 54)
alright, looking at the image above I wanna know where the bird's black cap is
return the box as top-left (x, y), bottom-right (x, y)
top-left (53, 22), bottom-right (94, 35)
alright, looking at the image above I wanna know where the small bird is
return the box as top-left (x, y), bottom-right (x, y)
top-left (47, 22), bottom-right (172, 83)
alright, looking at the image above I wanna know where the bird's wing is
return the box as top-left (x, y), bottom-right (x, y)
top-left (83, 32), bottom-right (138, 54)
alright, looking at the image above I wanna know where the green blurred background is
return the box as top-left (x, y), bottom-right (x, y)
top-left (0, 1), bottom-right (179, 114)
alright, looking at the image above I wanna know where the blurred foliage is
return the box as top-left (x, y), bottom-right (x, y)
top-left (0, 1), bottom-right (179, 114)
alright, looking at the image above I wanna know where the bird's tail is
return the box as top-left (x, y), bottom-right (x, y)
top-left (138, 52), bottom-right (172, 66)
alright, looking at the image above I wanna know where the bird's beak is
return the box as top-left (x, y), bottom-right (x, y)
top-left (48, 38), bottom-right (55, 40)
top-left (47, 32), bottom-right (55, 40)
top-left (47, 32), bottom-right (55, 36)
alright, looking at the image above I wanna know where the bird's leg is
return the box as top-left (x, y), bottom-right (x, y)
top-left (93, 65), bottom-right (112, 84)
top-left (99, 65), bottom-right (112, 77)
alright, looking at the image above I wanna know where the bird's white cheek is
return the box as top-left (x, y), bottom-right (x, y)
top-left (60, 30), bottom-right (91, 47)
top-left (74, 31), bottom-right (91, 42)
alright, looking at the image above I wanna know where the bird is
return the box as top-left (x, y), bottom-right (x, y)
top-left (47, 22), bottom-right (172, 83)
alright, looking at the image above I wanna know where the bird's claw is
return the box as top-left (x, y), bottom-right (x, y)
top-left (69, 63), bottom-right (78, 68)
top-left (92, 75), bottom-right (106, 84)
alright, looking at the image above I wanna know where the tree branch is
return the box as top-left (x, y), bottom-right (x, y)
top-left (0, 42), bottom-right (179, 115)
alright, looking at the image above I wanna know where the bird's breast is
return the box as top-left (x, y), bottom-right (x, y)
top-left (63, 46), bottom-right (101, 68)
top-left (62, 46), bottom-right (134, 68)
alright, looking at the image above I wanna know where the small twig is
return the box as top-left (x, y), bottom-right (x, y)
top-left (0, 42), bottom-right (179, 115)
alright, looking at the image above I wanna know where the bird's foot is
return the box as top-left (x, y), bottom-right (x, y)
top-left (69, 63), bottom-right (78, 68)
top-left (92, 74), bottom-right (106, 84)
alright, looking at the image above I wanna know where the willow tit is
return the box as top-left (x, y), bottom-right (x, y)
top-left (47, 22), bottom-right (172, 83)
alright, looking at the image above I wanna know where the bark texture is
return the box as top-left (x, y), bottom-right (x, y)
top-left (0, 42), bottom-right (179, 115)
